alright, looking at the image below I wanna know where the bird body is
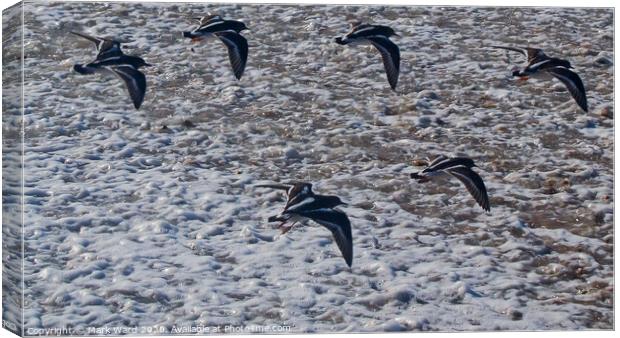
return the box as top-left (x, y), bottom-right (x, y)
top-left (335, 23), bottom-right (397, 43)
top-left (71, 31), bottom-right (150, 109)
top-left (411, 156), bottom-right (491, 212)
top-left (256, 182), bottom-right (353, 267)
top-left (335, 22), bottom-right (401, 90)
top-left (183, 14), bottom-right (249, 80)
top-left (183, 15), bottom-right (248, 37)
top-left (491, 45), bottom-right (587, 112)
top-left (86, 54), bottom-right (150, 69)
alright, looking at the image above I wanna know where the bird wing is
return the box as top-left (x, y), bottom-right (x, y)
top-left (347, 24), bottom-right (376, 38)
top-left (427, 155), bottom-right (449, 167)
top-left (255, 182), bottom-right (314, 211)
top-left (282, 183), bottom-right (315, 211)
top-left (302, 209), bottom-right (353, 267)
top-left (254, 183), bottom-right (294, 191)
top-left (447, 166), bottom-right (491, 212)
top-left (425, 156), bottom-right (455, 172)
top-left (430, 157), bottom-right (475, 172)
top-left (490, 45), bottom-right (528, 56)
top-left (411, 155), bottom-right (447, 179)
top-left (367, 36), bottom-right (400, 90)
top-left (198, 14), bottom-right (222, 27)
top-left (547, 67), bottom-right (588, 112)
top-left (215, 31), bottom-right (248, 80)
top-left (350, 21), bottom-right (363, 29)
top-left (71, 31), bottom-right (122, 56)
top-left (255, 182), bottom-right (312, 196)
top-left (110, 66), bottom-right (147, 110)
top-left (71, 31), bottom-right (105, 48)
top-left (524, 47), bottom-right (547, 64)
top-left (490, 45), bottom-right (545, 64)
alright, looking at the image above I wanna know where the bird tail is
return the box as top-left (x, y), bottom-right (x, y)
top-left (511, 66), bottom-right (524, 77)
top-left (410, 173), bottom-right (430, 182)
top-left (267, 215), bottom-right (285, 223)
top-left (73, 64), bottom-right (96, 75)
top-left (334, 37), bottom-right (347, 45)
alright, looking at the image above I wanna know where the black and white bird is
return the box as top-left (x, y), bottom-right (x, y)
top-left (255, 182), bottom-right (353, 267)
top-left (71, 31), bottom-right (151, 109)
top-left (491, 45), bottom-right (588, 112)
top-left (410, 156), bottom-right (491, 212)
top-left (183, 14), bottom-right (249, 80)
top-left (335, 22), bottom-right (400, 90)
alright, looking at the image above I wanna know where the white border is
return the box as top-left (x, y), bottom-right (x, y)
top-left (0, 1), bottom-right (616, 338)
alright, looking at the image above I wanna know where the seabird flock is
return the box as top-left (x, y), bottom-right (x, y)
top-left (71, 11), bottom-right (592, 268)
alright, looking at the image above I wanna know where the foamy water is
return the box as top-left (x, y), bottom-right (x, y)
top-left (3, 1), bottom-right (614, 333)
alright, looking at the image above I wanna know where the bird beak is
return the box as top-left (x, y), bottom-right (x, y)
top-left (393, 33), bottom-right (401, 38)
top-left (144, 63), bottom-right (153, 67)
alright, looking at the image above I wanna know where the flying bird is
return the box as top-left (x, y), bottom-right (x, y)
top-left (335, 22), bottom-right (400, 90)
top-left (255, 182), bottom-right (353, 267)
top-left (491, 45), bottom-right (588, 112)
top-left (71, 31), bottom-right (151, 109)
top-left (410, 156), bottom-right (491, 212)
top-left (183, 14), bottom-right (249, 80)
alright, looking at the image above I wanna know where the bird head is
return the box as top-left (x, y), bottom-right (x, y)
top-left (327, 195), bottom-right (347, 207)
top-left (558, 59), bottom-right (573, 69)
top-left (387, 27), bottom-right (400, 38)
top-left (138, 59), bottom-right (152, 68)
top-left (458, 157), bottom-right (477, 168)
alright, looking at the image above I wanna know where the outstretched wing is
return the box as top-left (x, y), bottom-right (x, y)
top-left (427, 155), bottom-right (449, 167)
top-left (111, 66), bottom-right (147, 109)
top-left (523, 47), bottom-right (547, 63)
top-left (255, 182), bottom-right (312, 197)
top-left (368, 36), bottom-right (400, 90)
top-left (71, 31), bottom-right (122, 57)
top-left (547, 67), bottom-right (588, 112)
top-left (255, 182), bottom-right (314, 211)
top-left (303, 209), bottom-right (353, 267)
top-left (490, 45), bottom-right (545, 64)
top-left (447, 166), bottom-right (490, 212)
top-left (195, 14), bottom-right (223, 27)
top-left (350, 21), bottom-right (363, 30)
top-left (284, 182), bottom-right (312, 203)
top-left (254, 183), bottom-right (294, 191)
top-left (215, 31), bottom-right (248, 80)
top-left (425, 157), bottom-right (475, 173)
